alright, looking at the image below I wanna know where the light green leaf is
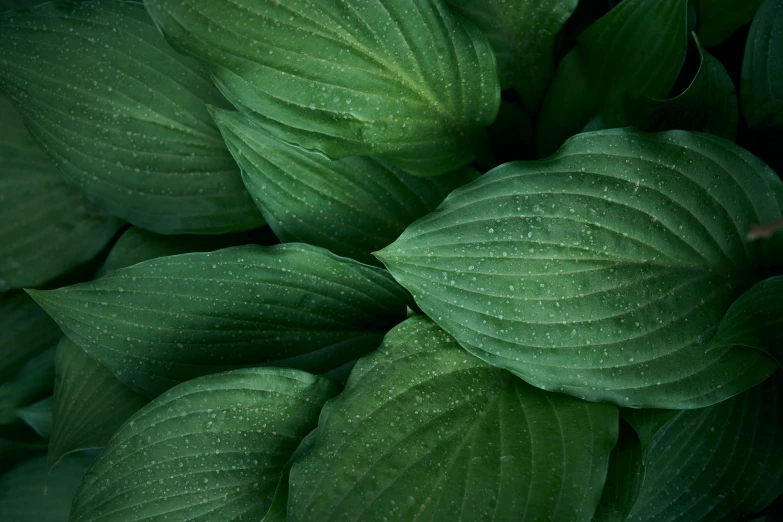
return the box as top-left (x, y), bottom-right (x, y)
top-left (694, 0), bottom-right (764, 47)
top-left (289, 316), bottom-right (618, 522)
top-left (212, 108), bottom-right (478, 265)
top-left (627, 372), bottom-right (783, 521)
top-left (0, 1), bottom-right (264, 234)
top-left (625, 33), bottom-right (738, 140)
top-left (0, 95), bottom-right (123, 291)
top-left (377, 129), bottom-right (783, 408)
top-left (16, 396), bottom-right (52, 439)
top-left (742, 0), bottom-right (783, 131)
top-left (29, 243), bottom-right (410, 397)
top-left (537, 0), bottom-right (689, 155)
top-left (70, 368), bottom-right (337, 522)
top-left (0, 452), bottom-right (94, 522)
top-left (47, 337), bottom-right (148, 472)
top-left (708, 276), bottom-right (783, 366)
top-left (145, 0), bottom-right (500, 176)
top-left (0, 290), bottom-right (61, 383)
top-left (444, 0), bottom-right (578, 113)
top-left (0, 345), bottom-right (55, 426)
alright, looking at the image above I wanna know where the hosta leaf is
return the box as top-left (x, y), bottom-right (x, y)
top-left (0, 290), bottom-right (61, 382)
top-left (212, 108), bottom-right (477, 265)
top-left (15, 396), bottom-right (52, 439)
top-left (145, 0), bottom-right (500, 176)
top-left (625, 33), bottom-right (738, 140)
top-left (694, 0), bottom-right (764, 47)
top-left (0, 452), bottom-right (94, 522)
top-left (0, 1), bottom-right (264, 234)
top-left (0, 346), bottom-right (55, 426)
top-left (0, 95), bottom-right (123, 291)
top-left (377, 129), bottom-right (783, 408)
top-left (47, 337), bottom-right (148, 472)
top-left (592, 420), bottom-right (644, 522)
top-left (260, 429), bottom-right (318, 522)
top-left (537, 0), bottom-right (689, 155)
top-left (29, 243), bottom-right (410, 397)
top-left (70, 368), bottom-right (337, 522)
top-left (709, 276), bottom-right (783, 366)
top-left (741, 0), bottom-right (783, 131)
top-left (289, 316), bottom-right (618, 522)
top-left (444, 0), bottom-right (578, 113)
top-left (626, 372), bottom-right (783, 521)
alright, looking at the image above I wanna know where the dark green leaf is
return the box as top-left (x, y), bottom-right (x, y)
top-left (15, 396), bottom-right (52, 439)
top-left (0, 95), bottom-right (123, 291)
top-left (592, 420), bottom-right (644, 522)
top-left (694, 0), bottom-right (764, 46)
top-left (0, 345), bottom-right (55, 426)
top-left (0, 437), bottom-right (47, 475)
top-left (0, 1), bottom-right (264, 233)
top-left (29, 243), bottom-right (410, 397)
top-left (537, 0), bottom-right (689, 155)
top-left (289, 316), bottom-right (618, 522)
top-left (741, 0), bottom-right (783, 131)
top-left (444, 0), bottom-right (578, 113)
top-left (619, 408), bottom-right (678, 455)
top-left (47, 337), bottom-right (148, 472)
top-left (0, 452), bottom-right (94, 522)
top-left (145, 0), bottom-right (500, 176)
top-left (261, 429), bottom-right (318, 522)
top-left (212, 108), bottom-right (478, 265)
top-left (70, 368), bottom-right (337, 522)
top-left (377, 129), bottom-right (783, 408)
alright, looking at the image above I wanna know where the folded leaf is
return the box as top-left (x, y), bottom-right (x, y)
top-left (742, 0), bottom-right (783, 131)
top-left (16, 396), bottom-right (52, 439)
top-left (0, 1), bottom-right (264, 233)
top-left (213, 108), bottom-right (477, 265)
top-left (0, 291), bottom-right (61, 382)
top-left (537, 0), bottom-right (689, 155)
top-left (0, 95), bottom-right (123, 291)
top-left (0, 345), bottom-right (55, 426)
top-left (592, 420), bottom-right (645, 522)
top-left (70, 368), bottom-right (337, 522)
top-left (29, 243), bottom-right (410, 397)
top-left (444, 0), bottom-right (578, 113)
top-left (289, 316), bottom-right (618, 522)
top-left (47, 338), bottom-right (148, 472)
top-left (145, 0), bottom-right (500, 176)
top-left (377, 129), bottom-right (783, 408)
top-left (694, 0), bottom-right (764, 46)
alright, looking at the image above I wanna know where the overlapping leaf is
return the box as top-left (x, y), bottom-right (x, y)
top-left (213, 108), bottom-right (477, 265)
top-left (742, 0), bottom-right (783, 131)
top-left (694, 0), bottom-right (764, 46)
top-left (289, 316), bottom-right (618, 522)
top-left (70, 368), bottom-right (337, 522)
top-left (378, 129), bottom-right (783, 408)
top-left (0, 346), bottom-right (55, 426)
top-left (145, 0), bottom-right (500, 176)
top-left (0, 1), bottom-right (264, 233)
top-left (29, 243), bottom-right (410, 397)
top-left (0, 291), bottom-right (61, 382)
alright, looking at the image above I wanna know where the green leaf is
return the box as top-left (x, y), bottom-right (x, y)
top-left (0, 290), bottom-right (61, 383)
top-left (47, 337), bottom-right (148, 472)
top-left (261, 429), bottom-right (318, 522)
top-left (29, 243), bottom-right (410, 397)
top-left (619, 408), bottom-right (678, 455)
top-left (625, 33), bottom-right (738, 140)
top-left (0, 1), bottom-right (264, 234)
top-left (144, 0), bottom-right (500, 176)
top-left (288, 316), bottom-right (618, 522)
top-left (626, 372), bottom-right (783, 520)
top-left (0, 345), bottom-right (55, 426)
top-left (592, 419), bottom-right (644, 522)
top-left (708, 276), bottom-right (783, 366)
top-left (0, 452), bottom-right (93, 522)
top-left (377, 129), bottom-right (783, 408)
top-left (444, 0), bottom-right (578, 113)
top-left (694, 0), bottom-right (764, 47)
top-left (212, 108), bottom-right (478, 265)
top-left (742, 0), bottom-right (783, 131)
top-left (537, 0), bottom-right (689, 155)
top-left (70, 368), bottom-right (337, 522)
top-left (0, 95), bottom-right (123, 291)
top-left (16, 396), bottom-right (52, 439)
top-left (0, 437), bottom-right (47, 475)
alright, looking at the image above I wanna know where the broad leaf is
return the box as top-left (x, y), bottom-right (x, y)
top-left (29, 243), bottom-right (410, 397)
top-left (145, 0), bottom-right (500, 176)
top-left (694, 0), bottom-right (764, 46)
top-left (212, 108), bottom-right (477, 265)
top-left (261, 429), bottom-right (318, 522)
top-left (47, 338), bottom-right (148, 472)
top-left (709, 276), bottom-right (783, 366)
top-left (625, 33), bottom-right (738, 140)
top-left (288, 316), bottom-right (618, 522)
top-left (70, 368), bottom-right (337, 522)
top-left (0, 1), bottom-right (264, 233)
top-left (377, 129), bottom-right (783, 408)
top-left (537, 0), bottom-right (689, 155)
top-left (0, 95), bottom-right (123, 291)
top-left (741, 0), bottom-right (783, 131)
top-left (444, 0), bottom-right (578, 113)
top-left (0, 452), bottom-right (94, 522)
top-left (0, 290), bottom-right (61, 382)
top-left (592, 420), bottom-right (644, 522)
top-left (0, 346), bottom-right (55, 426)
